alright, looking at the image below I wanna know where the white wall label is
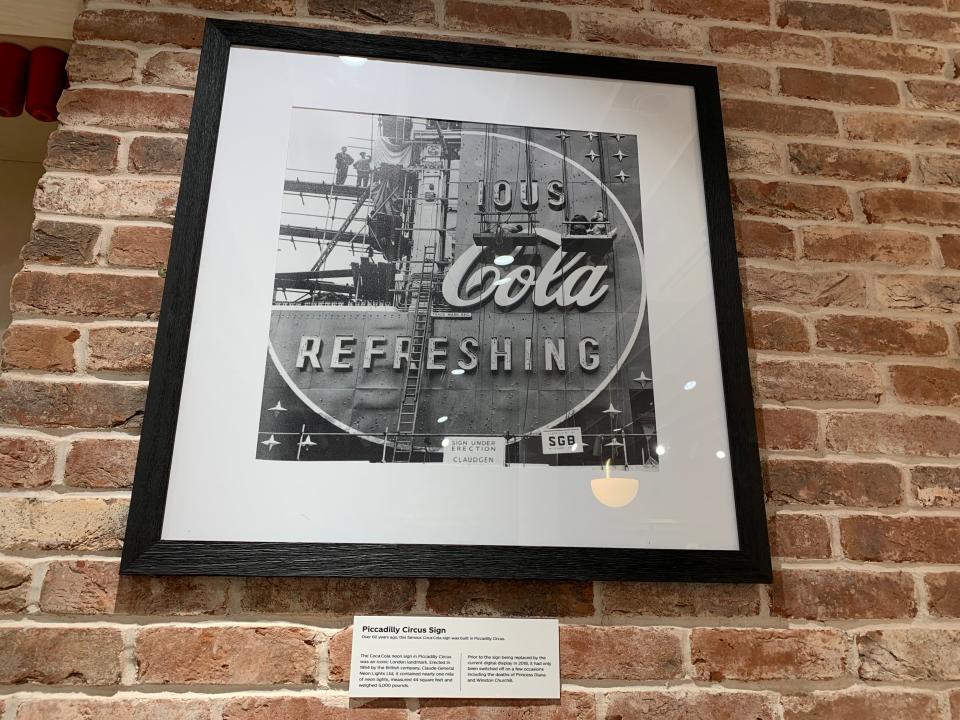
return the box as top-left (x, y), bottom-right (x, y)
top-left (349, 615), bottom-right (559, 698)
top-left (540, 427), bottom-right (583, 454)
top-left (442, 436), bottom-right (505, 466)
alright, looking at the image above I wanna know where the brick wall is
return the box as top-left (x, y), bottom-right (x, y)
top-left (0, 0), bottom-right (959, 717)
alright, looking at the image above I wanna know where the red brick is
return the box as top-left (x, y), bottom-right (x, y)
top-left (891, 365), bottom-right (960, 407)
top-left (842, 515), bottom-right (960, 563)
top-left (129, 135), bottom-right (186, 174)
top-left (780, 68), bottom-right (899, 106)
top-left (222, 696), bottom-right (406, 720)
top-left (926, 572), bottom-right (960, 617)
top-left (801, 226), bottom-right (931, 266)
top-left (908, 80), bottom-right (960, 113)
top-left (897, 13), bottom-right (960, 43)
top-left (448, 2), bottom-right (570, 39)
top-left (164, 0), bottom-right (295, 13)
top-left (44, 130), bottom-right (120, 173)
top-left (781, 690), bottom-right (940, 720)
top-left (0, 627), bottom-right (122, 684)
top-left (143, 51), bottom-right (200, 90)
top-left (876, 273), bottom-right (960, 313)
top-left (39, 560), bottom-right (229, 615)
top-left (0, 434), bottom-right (56, 488)
top-left (777, 1), bottom-right (892, 35)
top-left (766, 458), bottom-right (902, 506)
top-left (66, 44), bottom-right (138, 84)
top-left (580, 13), bottom-right (702, 49)
top-left (602, 582), bottom-right (759, 617)
top-left (605, 691), bottom-right (776, 720)
top-left (426, 579), bottom-right (593, 617)
top-left (21, 220), bottom-right (100, 265)
top-left (560, 626), bottom-right (682, 680)
top-left (653, 0), bottom-right (768, 23)
top-left (832, 37), bottom-right (944, 75)
top-left (940, 234), bottom-right (960, 268)
top-left (2, 324), bottom-right (78, 372)
top-left (828, 411), bottom-right (960, 457)
top-left (726, 136), bottom-right (781, 176)
top-left (758, 407), bottom-right (818, 451)
top-left (858, 629), bottom-right (960, 680)
top-left (733, 180), bottom-right (852, 221)
top-left (0, 560), bottom-right (31, 613)
top-left (63, 436), bottom-right (139, 488)
top-left (237, 577), bottom-right (417, 614)
top-left (0, 497), bottom-right (127, 551)
top-left (88, 326), bottom-right (156, 373)
top-left (748, 310), bottom-right (809, 352)
top-left (815, 315), bottom-right (948, 356)
top-left (308, 0), bottom-right (434, 23)
top-left (717, 63), bottom-right (771, 96)
top-left (743, 267), bottom-right (864, 307)
top-left (690, 628), bottom-right (846, 681)
top-left (710, 27), bottom-right (825, 62)
top-left (771, 568), bottom-right (915, 619)
top-left (74, 9), bottom-right (205, 48)
top-left (845, 111), bottom-right (960, 149)
top-left (722, 99), bottom-right (837, 136)
top-left (420, 693), bottom-right (595, 720)
top-left (788, 143), bottom-right (909, 182)
top-left (735, 220), bottom-right (793, 259)
top-left (769, 513), bottom-right (831, 559)
top-left (919, 153), bottom-right (960, 187)
top-left (12, 270), bottom-right (164, 319)
top-left (136, 626), bottom-right (318, 684)
top-left (17, 699), bottom-right (213, 720)
top-left (755, 359), bottom-right (880, 403)
top-left (35, 176), bottom-right (179, 220)
top-left (328, 626), bottom-right (351, 682)
top-left (59, 88), bottom-right (192, 132)
top-left (862, 188), bottom-right (960, 228)
top-left (0, 378), bottom-right (145, 430)
top-left (108, 225), bottom-right (172, 268)
top-left (912, 465), bottom-right (960, 507)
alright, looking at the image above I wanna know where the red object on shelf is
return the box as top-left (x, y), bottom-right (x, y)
top-left (25, 46), bottom-right (68, 122)
top-left (0, 43), bottom-right (30, 118)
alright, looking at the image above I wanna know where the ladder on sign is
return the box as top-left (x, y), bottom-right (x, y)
top-left (391, 243), bottom-right (439, 462)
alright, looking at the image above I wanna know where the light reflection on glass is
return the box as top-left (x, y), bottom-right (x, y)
top-left (591, 459), bottom-right (639, 508)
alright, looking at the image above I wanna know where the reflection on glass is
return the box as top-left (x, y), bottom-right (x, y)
top-left (591, 459), bottom-right (639, 508)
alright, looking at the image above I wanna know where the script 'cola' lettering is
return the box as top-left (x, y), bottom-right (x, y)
top-left (441, 245), bottom-right (610, 310)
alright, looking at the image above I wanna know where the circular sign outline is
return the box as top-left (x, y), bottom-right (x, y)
top-left (268, 129), bottom-right (648, 447)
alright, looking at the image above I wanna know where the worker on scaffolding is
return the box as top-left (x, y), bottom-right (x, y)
top-left (354, 151), bottom-right (372, 188)
top-left (334, 146), bottom-right (353, 185)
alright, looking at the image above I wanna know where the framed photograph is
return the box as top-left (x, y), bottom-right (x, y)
top-left (121, 19), bottom-right (771, 582)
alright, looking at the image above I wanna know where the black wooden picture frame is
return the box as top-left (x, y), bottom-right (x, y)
top-left (120, 19), bottom-right (771, 583)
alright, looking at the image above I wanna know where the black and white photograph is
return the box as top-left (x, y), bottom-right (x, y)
top-left (257, 109), bottom-right (657, 468)
top-left (120, 22), bottom-right (770, 581)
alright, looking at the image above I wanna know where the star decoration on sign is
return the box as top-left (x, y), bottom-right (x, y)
top-left (585, 149), bottom-right (599, 162)
top-left (261, 435), bottom-right (280, 451)
top-left (268, 401), bottom-right (287, 417)
top-left (614, 149), bottom-right (628, 161)
top-left (555, 131), bottom-right (570, 141)
top-left (298, 435), bottom-right (317, 449)
top-left (615, 170), bottom-right (630, 183)
top-left (613, 134), bottom-right (626, 141)
top-left (583, 131), bottom-right (598, 141)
